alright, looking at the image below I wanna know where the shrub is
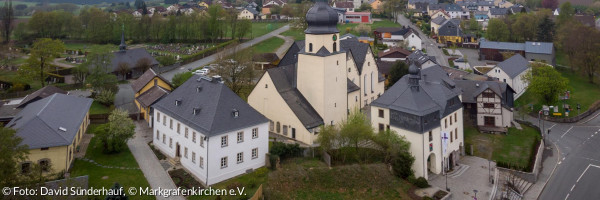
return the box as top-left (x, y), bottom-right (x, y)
top-left (181, 40), bottom-right (238, 64)
top-left (269, 142), bottom-right (303, 160)
top-left (412, 177), bottom-right (430, 188)
top-left (156, 55), bottom-right (177, 66)
top-left (95, 89), bottom-right (115, 106)
top-left (269, 154), bottom-right (279, 170)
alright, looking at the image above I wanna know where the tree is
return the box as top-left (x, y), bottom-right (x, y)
top-left (97, 109), bottom-right (135, 153)
top-left (522, 63), bottom-right (569, 105)
top-left (542, 0), bottom-right (558, 10)
top-left (135, 57), bottom-right (152, 71)
top-left (134, 0), bottom-right (145, 9)
top-left (71, 64), bottom-right (89, 85)
top-left (95, 89), bottom-right (115, 106)
top-left (214, 45), bottom-right (256, 96)
top-left (339, 110), bottom-right (375, 161)
top-left (357, 3), bottom-right (372, 12)
top-left (373, 129), bottom-right (414, 179)
top-left (382, 0), bottom-right (403, 22)
top-left (354, 23), bottom-right (371, 36)
top-left (171, 72), bottom-right (193, 88)
top-left (388, 61), bottom-right (408, 88)
top-left (1, 0), bottom-right (14, 43)
top-left (0, 127), bottom-right (29, 187)
top-left (486, 18), bottom-right (509, 41)
top-left (84, 53), bottom-right (119, 92)
top-left (236, 19), bottom-right (252, 40)
top-left (536, 16), bottom-right (555, 42)
top-left (565, 24), bottom-right (600, 83)
top-left (557, 2), bottom-right (575, 26)
top-left (512, 13), bottom-right (537, 42)
top-left (20, 38), bottom-right (65, 87)
top-left (116, 62), bottom-right (131, 79)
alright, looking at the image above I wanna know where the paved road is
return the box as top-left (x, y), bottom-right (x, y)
top-left (396, 14), bottom-right (449, 67)
top-left (128, 121), bottom-right (184, 200)
top-left (161, 25), bottom-right (291, 80)
top-left (537, 110), bottom-right (600, 200)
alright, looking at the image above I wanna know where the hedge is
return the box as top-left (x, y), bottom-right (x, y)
top-left (181, 39), bottom-right (238, 64)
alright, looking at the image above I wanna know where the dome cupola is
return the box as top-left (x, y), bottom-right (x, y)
top-left (305, 0), bottom-right (339, 34)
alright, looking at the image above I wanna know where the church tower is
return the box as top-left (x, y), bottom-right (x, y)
top-left (296, 0), bottom-right (348, 126)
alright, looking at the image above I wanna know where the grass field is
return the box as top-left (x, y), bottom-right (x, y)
top-left (283, 20), bottom-right (400, 41)
top-left (464, 124), bottom-right (541, 170)
top-left (70, 136), bottom-right (152, 200)
top-left (252, 37), bottom-right (285, 54)
top-left (515, 66), bottom-right (600, 117)
top-left (225, 22), bottom-right (286, 39)
top-left (89, 101), bottom-right (112, 115)
top-left (281, 28), bottom-right (306, 41)
top-left (265, 158), bottom-right (413, 199)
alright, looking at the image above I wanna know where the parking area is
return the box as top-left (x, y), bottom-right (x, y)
top-left (457, 48), bottom-right (489, 67)
top-left (429, 156), bottom-right (495, 200)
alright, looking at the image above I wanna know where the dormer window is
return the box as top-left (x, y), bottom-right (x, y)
top-left (193, 107), bottom-right (201, 115)
top-left (196, 86), bottom-right (202, 92)
top-left (232, 109), bottom-right (239, 118)
top-left (175, 99), bottom-right (182, 106)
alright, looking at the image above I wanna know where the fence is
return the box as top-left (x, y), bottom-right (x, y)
top-left (537, 100), bottom-right (600, 123)
top-left (249, 184), bottom-right (263, 200)
top-left (322, 151), bottom-right (331, 167)
top-left (90, 113), bottom-right (143, 124)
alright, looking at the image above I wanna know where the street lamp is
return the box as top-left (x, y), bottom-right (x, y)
top-left (473, 189), bottom-right (478, 200)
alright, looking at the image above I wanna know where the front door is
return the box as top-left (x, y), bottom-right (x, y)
top-left (176, 143), bottom-right (181, 157)
top-left (484, 116), bottom-right (495, 126)
top-left (361, 16), bottom-right (368, 23)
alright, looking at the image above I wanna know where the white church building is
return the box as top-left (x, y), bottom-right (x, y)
top-left (248, 0), bottom-right (385, 146)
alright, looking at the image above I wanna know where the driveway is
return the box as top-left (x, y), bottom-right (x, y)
top-left (429, 156), bottom-right (495, 200)
top-left (457, 48), bottom-right (488, 67)
top-left (396, 14), bottom-right (449, 67)
top-left (161, 25), bottom-right (291, 80)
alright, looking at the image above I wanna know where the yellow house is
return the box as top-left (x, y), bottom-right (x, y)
top-left (198, 1), bottom-right (209, 8)
top-left (6, 94), bottom-right (92, 175)
top-left (132, 69), bottom-right (172, 126)
top-left (369, 0), bottom-right (383, 13)
top-left (437, 20), bottom-right (464, 45)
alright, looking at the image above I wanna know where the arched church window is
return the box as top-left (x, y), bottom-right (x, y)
top-left (333, 42), bottom-right (337, 52)
top-left (309, 43), bottom-right (313, 52)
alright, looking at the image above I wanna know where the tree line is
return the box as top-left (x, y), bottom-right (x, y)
top-left (11, 5), bottom-right (256, 44)
top-left (485, 9), bottom-right (555, 43)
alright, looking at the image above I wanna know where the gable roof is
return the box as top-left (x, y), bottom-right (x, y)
top-left (431, 16), bottom-right (447, 25)
top-left (409, 0), bottom-right (438, 4)
top-left (438, 19), bottom-right (463, 36)
top-left (109, 48), bottom-right (159, 73)
top-left (7, 94), bottom-right (92, 149)
top-left (347, 79), bottom-right (360, 93)
top-left (131, 69), bottom-right (171, 93)
top-left (479, 40), bottom-right (526, 51)
top-left (407, 50), bottom-right (437, 66)
top-left (378, 47), bottom-right (412, 58)
top-left (278, 41), bottom-right (304, 67)
top-left (17, 86), bottom-right (68, 108)
top-left (494, 54), bottom-right (530, 78)
top-left (489, 8), bottom-right (508, 16)
top-left (340, 37), bottom-right (371, 73)
top-left (267, 65), bottom-right (324, 129)
top-left (453, 79), bottom-right (515, 108)
top-left (334, 1), bottom-right (354, 8)
top-left (153, 75), bottom-right (268, 136)
top-left (136, 86), bottom-right (170, 108)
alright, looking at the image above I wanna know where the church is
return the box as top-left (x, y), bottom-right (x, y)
top-left (248, 0), bottom-right (385, 146)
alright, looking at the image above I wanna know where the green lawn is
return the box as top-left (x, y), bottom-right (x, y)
top-left (70, 136), bottom-right (152, 200)
top-left (252, 37), bottom-right (285, 54)
top-left (464, 124), bottom-right (541, 171)
top-left (555, 50), bottom-right (569, 66)
top-left (89, 101), bottom-right (112, 115)
top-left (281, 29), bottom-right (306, 41)
top-left (337, 20), bottom-right (400, 37)
top-left (515, 67), bottom-right (600, 117)
top-left (224, 22), bottom-right (285, 39)
top-left (64, 43), bottom-right (117, 54)
top-left (265, 158), bottom-right (413, 199)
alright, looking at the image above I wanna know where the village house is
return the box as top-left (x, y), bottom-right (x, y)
top-left (6, 94), bottom-right (92, 175)
top-left (407, 50), bottom-right (438, 69)
top-left (485, 54), bottom-right (530, 99)
top-left (132, 69), bottom-right (173, 127)
top-left (238, 7), bottom-right (260, 19)
top-left (378, 47), bottom-right (412, 62)
top-left (152, 75), bottom-right (269, 186)
top-left (477, 1), bottom-right (494, 11)
top-left (454, 79), bottom-right (515, 133)
top-left (344, 12), bottom-right (372, 23)
top-left (488, 7), bottom-right (509, 19)
top-left (369, 0), bottom-right (383, 13)
top-left (430, 15), bottom-right (450, 34)
top-left (333, 1), bottom-right (355, 12)
top-left (445, 3), bottom-right (470, 19)
top-left (408, 0), bottom-right (438, 10)
top-left (437, 19), bottom-right (466, 44)
top-left (371, 65), bottom-right (464, 180)
top-left (101, 30), bottom-right (159, 80)
top-left (248, 0), bottom-right (385, 146)
top-left (374, 27), bottom-right (422, 50)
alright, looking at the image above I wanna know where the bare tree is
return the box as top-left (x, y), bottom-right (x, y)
top-left (135, 57), bottom-right (152, 71)
top-left (214, 44), bottom-right (256, 96)
top-left (116, 62), bottom-right (130, 79)
top-left (1, 0), bottom-right (13, 44)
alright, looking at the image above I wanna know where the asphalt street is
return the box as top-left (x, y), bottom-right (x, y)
top-left (395, 14), bottom-right (449, 67)
top-left (161, 25), bottom-right (290, 80)
top-left (538, 110), bottom-right (600, 200)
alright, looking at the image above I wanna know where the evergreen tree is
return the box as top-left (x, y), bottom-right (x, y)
top-left (536, 16), bottom-right (555, 42)
top-left (1, 0), bottom-right (14, 43)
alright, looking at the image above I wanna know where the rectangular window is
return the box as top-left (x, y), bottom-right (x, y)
top-left (221, 135), bottom-right (228, 147)
top-left (450, 131), bottom-right (453, 142)
top-left (283, 125), bottom-right (288, 135)
top-left (184, 147), bottom-right (188, 158)
top-left (450, 116), bottom-right (453, 125)
top-left (379, 123), bottom-right (384, 132)
top-left (269, 121), bottom-right (274, 132)
top-left (177, 123), bottom-right (181, 134)
top-left (252, 128), bottom-right (258, 139)
top-left (169, 138), bottom-right (172, 148)
top-left (192, 152), bottom-right (196, 163)
top-left (221, 157), bottom-right (228, 168)
top-left (157, 112), bottom-right (160, 122)
top-left (237, 132), bottom-right (244, 143)
top-left (184, 127), bottom-right (188, 138)
top-left (454, 113), bottom-right (457, 123)
top-left (192, 132), bottom-right (196, 143)
top-left (162, 135), bottom-right (166, 144)
top-left (445, 119), bottom-right (448, 128)
top-left (483, 92), bottom-right (495, 98)
top-left (484, 103), bottom-right (494, 108)
top-left (41, 147), bottom-right (49, 151)
top-left (170, 119), bottom-right (173, 129)
top-left (455, 128), bottom-right (458, 140)
top-left (163, 116), bottom-right (166, 126)
top-left (199, 156), bottom-right (204, 168)
top-left (378, 109), bottom-right (384, 118)
top-left (200, 136), bottom-right (204, 147)
top-left (156, 130), bottom-right (160, 139)
top-left (429, 131), bottom-right (433, 142)
top-left (252, 148), bottom-right (258, 159)
top-left (237, 152), bottom-right (243, 163)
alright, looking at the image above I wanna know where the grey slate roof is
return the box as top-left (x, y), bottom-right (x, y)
top-left (453, 79), bottom-right (514, 108)
top-left (489, 8), bottom-right (508, 16)
top-left (408, 0), bottom-right (438, 4)
top-left (438, 19), bottom-right (463, 37)
top-left (267, 65), bottom-right (324, 129)
top-left (315, 46), bottom-right (332, 56)
top-left (445, 4), bottom-right (464, 12)
top-left (495, 54), bottom-right (530, 78)
top-left (334, 1), bottom-right (354, 8)
top-left (305, 1), bottom-right (339, 34)
top-left (340, 37), bottom-right (370, 73)
top-left (109, 48), bottom-right (159, 73)
top-left (479, 40), bottom-right (526, 51)
top-left (477, 1), bottom-right (494, 6)
top-left (6, 94), bottom-right (92, 149)
top-left (278, 41), bottom-right (304, 67)
top-left (407, 50), bottom-right (437, 66)
top-left (136, 86), bottom-right (170, 107)
top-left (428, 3), bottom-right (446, 11)
top-left (17, 86), bottom-right (68, 108)
top-left (372, 65), bottom-right (462, 118)
top-left (131, 69), bottom-right (171, 93)
top-left (524, 42), bottom-right (553, 55)
top-left (431, 16), bottom-right (447, 25)
top-left (347, 79), bottom-right (360, 93)
top-left (152, 75), bottom-right (268, 136)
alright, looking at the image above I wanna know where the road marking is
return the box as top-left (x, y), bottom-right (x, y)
top-left (565, 193), bottom-right (569, 200)
top-left (579, 111), bottom-right (600, 124)
top-left (571, 184), bottom-right (576, 191)
top-left (561, 126), bottom-right (574, 138)
top-left (550, 123), bottom-right (557, 129)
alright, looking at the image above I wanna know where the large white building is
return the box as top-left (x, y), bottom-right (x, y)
top-left (152, 75), bottom-right (269, 186)
top-left (248, 0), bottom-right (385, 146)
top-left (486, 54), bottom-right (530, 99)
top-left (371, 65), bottom-right (464, 180)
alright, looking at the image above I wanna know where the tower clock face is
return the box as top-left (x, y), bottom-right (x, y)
top-left (332, 34), bottom-right (337, 41)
